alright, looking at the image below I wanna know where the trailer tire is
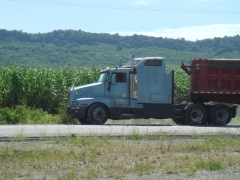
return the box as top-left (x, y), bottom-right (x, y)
top-left (209, 104), bottom-right (232, 126)
top-left (185, 104), bottom-right (207, 125)
top-left (78, 118), bottom-right (92, 125)
top-left (87, 103), bottom-right (109, 125)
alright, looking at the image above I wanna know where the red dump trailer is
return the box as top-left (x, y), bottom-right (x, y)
top-left (181, 58), bottom-right (239, 125)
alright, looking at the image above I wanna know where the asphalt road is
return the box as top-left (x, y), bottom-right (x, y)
top-left (0, 124), bottom-right (240, 139)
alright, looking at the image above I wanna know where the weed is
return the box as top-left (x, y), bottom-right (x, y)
top-left (131, 133), bottom-right (141, 140)
top-left (0, 105), bottom-right (62, 124)
top-left (195, 161), bottom-right (223, 171)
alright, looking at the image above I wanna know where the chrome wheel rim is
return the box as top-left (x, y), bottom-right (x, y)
top-left (190, 109), bottom-right (203, 122)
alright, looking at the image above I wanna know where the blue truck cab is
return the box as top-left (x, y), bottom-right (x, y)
top-left (67, 57), bottom-right (185, 125)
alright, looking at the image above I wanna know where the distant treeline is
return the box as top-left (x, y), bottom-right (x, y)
top-left (0, 29), bottom-right (240, 67)
top-left (1, 29), bottom-right (240, 54)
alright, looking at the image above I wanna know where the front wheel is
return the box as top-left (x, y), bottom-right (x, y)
top-left (87, 103), bottom-right (109, 125)
top-left (184, 104), bottom-right (207, 125)
top-left (208, 104), bottom-right (232, 126)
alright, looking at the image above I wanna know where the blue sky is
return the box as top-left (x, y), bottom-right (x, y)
top-left (1, 0), bottom-right (240, 41)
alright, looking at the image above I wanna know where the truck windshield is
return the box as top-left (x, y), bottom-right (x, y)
top-left (98, 72), bottom-right (109, 82)
top-left (122, 60), bottom-right (141, 67)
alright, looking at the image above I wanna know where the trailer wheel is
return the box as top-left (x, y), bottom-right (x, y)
top-left (185, 104), bottom-right (207, 125)
top-left (78, 118), bottom-right (92, 125)
top-left (87, 103), bottom-right (109, 125)
top-left (209, 104), bottom-right (232, 126)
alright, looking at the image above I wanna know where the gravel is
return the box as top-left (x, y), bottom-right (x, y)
top-left (92, 171), bottom-right (240, 180)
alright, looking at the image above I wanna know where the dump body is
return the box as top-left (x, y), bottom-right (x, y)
top-left (182, 58), bottom-right (240, 104)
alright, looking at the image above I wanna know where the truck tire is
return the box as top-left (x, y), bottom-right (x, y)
top-left (78, 118), bottom-right (92, 125)
top-left (87, 103), bottom-right (109, 125)
top-left (184, 104), bottom-right (207, 125)
top-left (209, 104), bottom-right (232, 126)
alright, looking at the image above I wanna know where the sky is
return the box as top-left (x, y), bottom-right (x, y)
top-left (1, 0), bottom-right (240, 41)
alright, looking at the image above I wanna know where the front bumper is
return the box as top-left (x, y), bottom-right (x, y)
top-left (67, 106), bottom-right (87, 119)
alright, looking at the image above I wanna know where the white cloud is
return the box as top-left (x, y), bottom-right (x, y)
top-left (110, 24), bottom-right (240, 41)
top-left (133, 0), bottom-right (156, 5)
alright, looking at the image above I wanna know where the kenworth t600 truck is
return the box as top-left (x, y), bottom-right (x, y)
top-left (67, 57), bottom-right (239, 126)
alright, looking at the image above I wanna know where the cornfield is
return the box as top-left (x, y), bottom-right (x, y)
top-left (0, 66), bottom-right (189, 114)
top-left (0, 66), bottom-right (100, 114)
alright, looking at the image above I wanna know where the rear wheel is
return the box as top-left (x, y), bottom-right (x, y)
top-left (78, 118), bottom-right (92, 125)
top-left (87, 103), bottom-right (109, 125)
top-left (209, 104), bottom-right (232, 126)
top-left (184, 104), bottom-right (207, 125)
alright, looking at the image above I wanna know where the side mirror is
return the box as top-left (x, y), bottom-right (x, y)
top-left (111, 74), bottom-right (116, 85)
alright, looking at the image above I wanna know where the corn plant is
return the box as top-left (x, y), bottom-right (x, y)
top-left (170, 66), bottom-right (190, 103)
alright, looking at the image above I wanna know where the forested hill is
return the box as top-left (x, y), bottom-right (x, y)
top-left (0, 29), bottom-right (240, 68)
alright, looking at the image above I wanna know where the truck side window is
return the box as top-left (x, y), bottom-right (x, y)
top-left (114, 73), bottom-right (126, 82)
top-left (145, 60), bottom-right (162, 66)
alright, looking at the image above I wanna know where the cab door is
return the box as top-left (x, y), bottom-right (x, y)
top-left (110, 72), bottom-right (129, 107)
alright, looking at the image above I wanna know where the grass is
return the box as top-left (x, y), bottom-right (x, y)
top-left (0, 134), bottom-right (240, 179)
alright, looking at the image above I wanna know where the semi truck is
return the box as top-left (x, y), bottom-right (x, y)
top-left (67, 56), bottom-right (239, 126)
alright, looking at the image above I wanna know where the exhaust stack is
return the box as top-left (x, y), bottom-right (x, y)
top-left (131, 54), bottom-right (135, 73)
